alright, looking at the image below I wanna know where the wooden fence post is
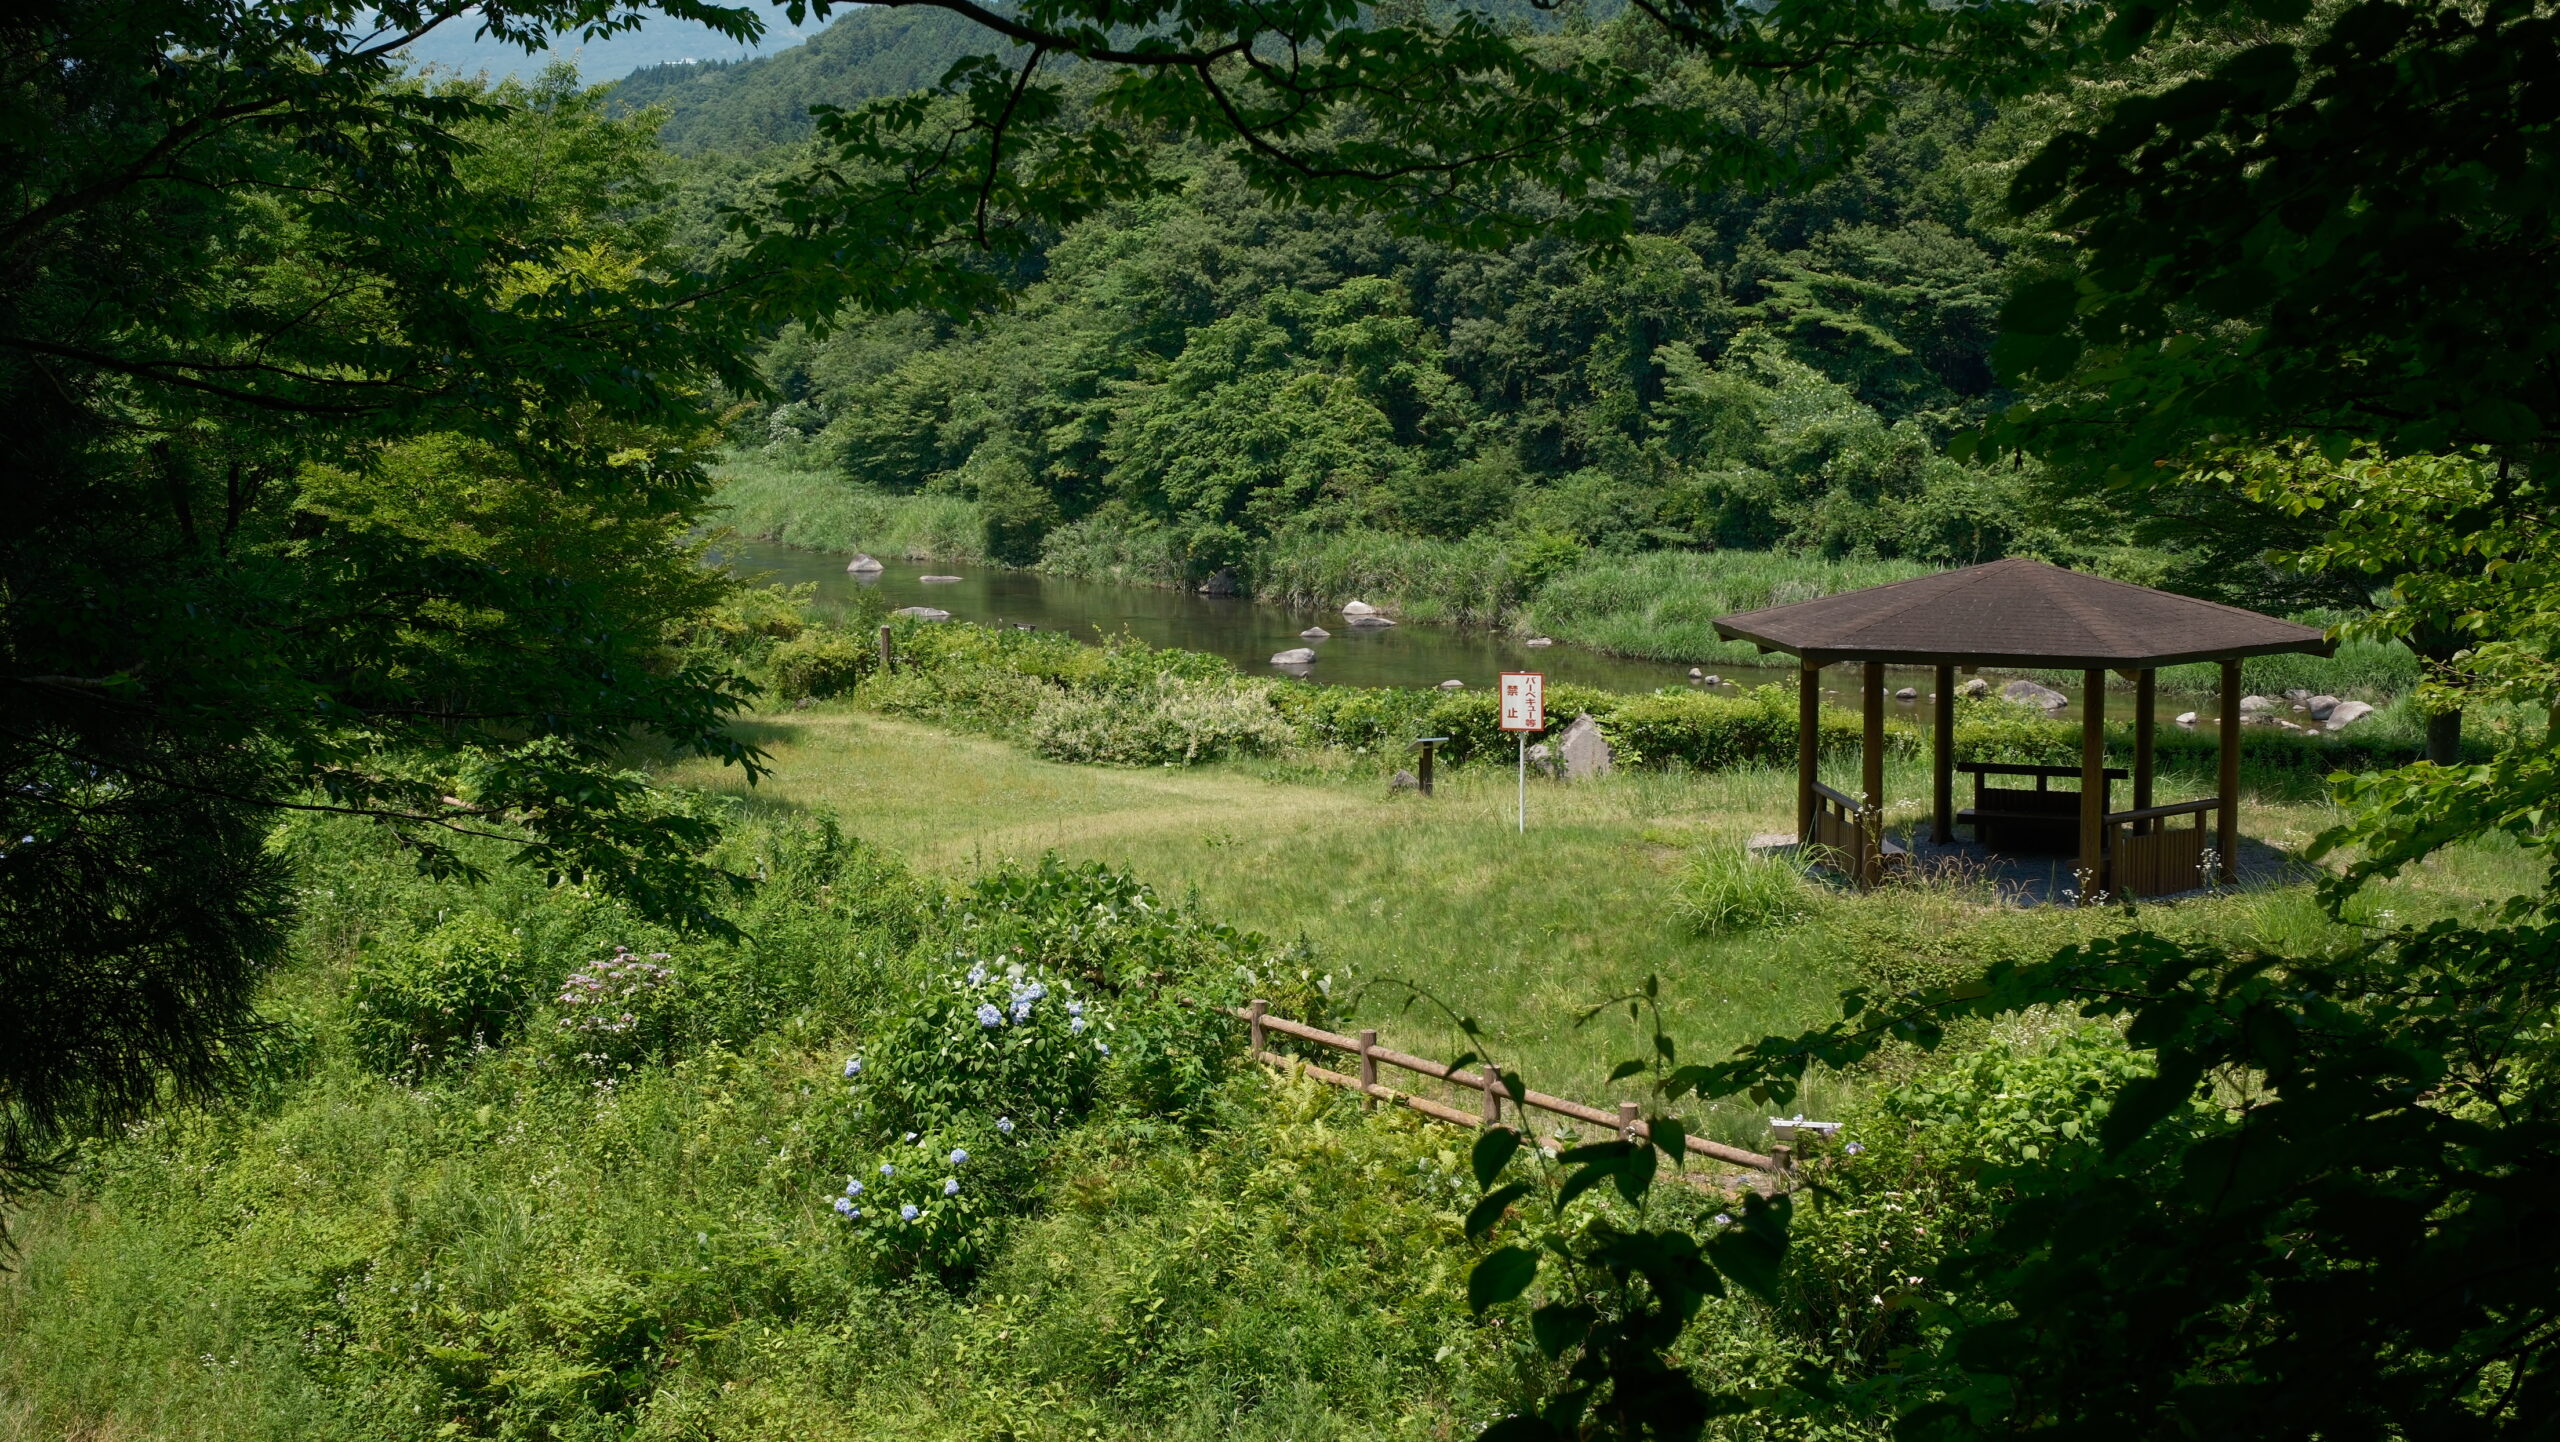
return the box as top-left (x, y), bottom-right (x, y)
top-left (1358, 1029), bottom-right (1378, 1112)
top-left (1618, 1101), bottom-right (1639, 1141)
top-left (1247, 999), bottom-right (1268, 1060)
top-left (1479, 1065), bottom-right (1503, 1125)
top-left (877, 624), bottom-right (895, 675)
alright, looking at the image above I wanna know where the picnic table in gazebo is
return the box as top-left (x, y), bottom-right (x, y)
top-left (1712, 558), bottom-right (2334, 897)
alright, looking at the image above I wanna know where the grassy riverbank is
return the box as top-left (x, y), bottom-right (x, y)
top-left (714, 459), bottom-right (2423, 700)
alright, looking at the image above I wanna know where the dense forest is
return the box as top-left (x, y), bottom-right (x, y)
top-left (6, 1), bottom-right (2559, 1440)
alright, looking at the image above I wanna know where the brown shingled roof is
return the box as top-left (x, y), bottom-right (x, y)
top-left (1711, 557), bottom-right (2334, 669)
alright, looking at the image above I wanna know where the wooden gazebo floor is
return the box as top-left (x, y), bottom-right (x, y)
top-left (1748, 829), bottom-right (2314, 908)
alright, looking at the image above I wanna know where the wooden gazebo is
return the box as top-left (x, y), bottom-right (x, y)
top-left (1712, 559), bottom-right (2333, 896)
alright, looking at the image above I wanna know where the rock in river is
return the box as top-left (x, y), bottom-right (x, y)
top-left (892, 606), bottom-right (950, 622)
top-left (845, 553), bottom-right (885, 574)
top-left (1270, 648), bottom-right (1317, 665)
top-left (2001, 679), bottom-right (2070, 710)
top-left (1341, 599), bottom-right (1380, 617)
top-left (1300, 627), bottom-right (1330, 640)
top-left (919, 574), bottom-right (963, 584)
top-left (2325, 700), bottom-right (2375, 729)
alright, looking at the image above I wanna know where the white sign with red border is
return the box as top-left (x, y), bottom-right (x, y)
top-left (1499, 672), bottom-right (1546, 732)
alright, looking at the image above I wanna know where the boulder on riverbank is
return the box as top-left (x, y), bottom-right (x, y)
top-left (2002, 679), bottom-right (2069, 710)
top-left (1438, 679), bottom-right (1465, 690)
top-left (1557, 713), bottom-right (1613, 779)
top-left (1345, 613), bottom-right (1396, 628)
top-left (1271, 648), bottom-right (1317, 665)
top-left (2240, 695), bottom-right (2280, 715)
top-left (2307, 694), bottom-right (2342, 719)
top-left (1198, 568), bottom-right (1242, 597)
top-left (1958, 677), bottom-right (1990, 698)
top-left (2325, 700), bottom-right (2375, 729)
top-left (845, 553), bottom-right (884, 574)
top-left (1341, 600), bottom-right (1380, 617)
top-left (1523, 636), bottom-right (1554, 648)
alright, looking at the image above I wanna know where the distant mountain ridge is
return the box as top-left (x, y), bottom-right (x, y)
top-left (610, 0), bottom-right (1614, 154)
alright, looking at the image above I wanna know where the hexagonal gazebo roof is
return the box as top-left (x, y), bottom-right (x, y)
top-left (1711, 557), bottom-right (2333, 669)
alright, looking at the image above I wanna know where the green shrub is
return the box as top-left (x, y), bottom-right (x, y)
top-left (1270, 682), bottom-right (1439, 754)
top-left (1675, 839), bottom-right (1815, 936)
top-left (347, 911), bottom-right (535, 1077)
top-left (548, 945), bottom-right (686, 1079)
top-left (1026, 675), bottom-right (1294, 765)
top-left (1604, 685), bottom-right (1877, 770)
top-left (831, 1116), bottom-right (1040, 1278)
top-left (863, 660), bottom-right (1053, 731)
top-left (766, 630), bottom-right (874, 700)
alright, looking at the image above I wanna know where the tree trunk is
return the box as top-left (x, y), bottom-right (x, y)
top-left (2427, 707), bottom-right (2463, 766)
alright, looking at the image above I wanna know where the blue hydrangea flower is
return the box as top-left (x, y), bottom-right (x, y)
top-left (965, 962), bottom-right (987, 986)
top-left (833, 1196), bottom-right (854, 1214)
top-left (942, 1177), bottom-right (961, 1197)
top-left (1096, 1042), bottom-right (1110, 1056)
top-left (1066, 1000), bottom-right (1084, 1018)
top-left (1714, 1213), bottom-right (1733, 1226)
top-left (996, 1116), bottom-right (1015, 1135)
top-left (903, 1131), bottom-right (917, 1143)
top-left (949, 1148), bottom-right (969, 1166)
top-left (845, 1180), bottom-right (864, 1197)
top-left (1844, 1141), bottom-right (1865, 1155)
top-left (1070, 1016), bottom-right (1087, 1033)
top-left (900, 1203), bottom-right (920, 1221)
top-left (976, 1003), bottom-right (1004, 1028)
top-left (1010, 1001), bottom-right (1033, 1023)
top-left (880, 1163), bottom-right (895, 1177)
top-left (843, 1056), bottom-right (862, 1078)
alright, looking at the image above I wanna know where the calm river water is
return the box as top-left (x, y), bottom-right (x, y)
top-left (716, 540), bottom-right (2175, 724)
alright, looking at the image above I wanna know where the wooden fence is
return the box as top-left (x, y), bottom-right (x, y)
top-left (1238, 1001), bottom-right (1783, 1173)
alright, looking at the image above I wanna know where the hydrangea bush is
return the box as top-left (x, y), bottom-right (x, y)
top-left (346, 910), bottom-right (534, 1079)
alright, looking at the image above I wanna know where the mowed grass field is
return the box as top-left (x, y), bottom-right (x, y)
top-left (666, 704), bottom-right (2527, 1140)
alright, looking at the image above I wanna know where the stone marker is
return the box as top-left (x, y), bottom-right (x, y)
top-left (2001, 678), bottom-right (2070, 710)
top-left (2307, 694), bottom-right (2341, 719)
top-left (1270, 648), bottom-right (1317, 665)
top-left (2325, 700), bottom-right (2375, 729)
top-left (1389, 770), bottom-right (1420, 793)
top-left (846, 553), bottom-right (885, 574)
top-left (892, 606), bottom-right (950, 621)
top-left (1556, 712), bottom-right (1614, 780)
top-left (2176, 711), bottom-right (2199, 725)
top-left (1959, 677), bottom-right (1990, 698)
top-left (1300, 627), bottom-right (1330, 640)
top-left (1526, 741), bottom-right (1557, 777)
top-left (1341, 599), bottom-right (1380, 617)
top-left (919, 574), bottom-right (962, 584)
top-left (1895, 686), bottom-right (1919, 701)
top-left (1524, 636), bottom-right (1554, 648)
top-left (1345, 613), bottom-right (1397, 628)
top-left (1438, 679), bottom-right (1465, 690)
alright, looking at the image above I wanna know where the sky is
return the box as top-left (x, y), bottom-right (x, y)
top-left (387, 8), bottom-right (831, 83)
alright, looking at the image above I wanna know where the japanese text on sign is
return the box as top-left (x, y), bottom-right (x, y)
top-left (1499, 672), bottom-right (1545, 732)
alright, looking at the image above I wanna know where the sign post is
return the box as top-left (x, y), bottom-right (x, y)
top-left (1499, 672), bottom-right (1546, 833)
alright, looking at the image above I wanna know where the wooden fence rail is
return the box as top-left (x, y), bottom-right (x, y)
top-left (1238, 1001), bottom-right (1782, 1173)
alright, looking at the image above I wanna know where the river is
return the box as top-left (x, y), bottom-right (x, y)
top-left (715, 540), bottom-right (2187, 725)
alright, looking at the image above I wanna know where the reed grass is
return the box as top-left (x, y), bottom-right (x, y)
top-left (712, 453), bottom-right (985, 563)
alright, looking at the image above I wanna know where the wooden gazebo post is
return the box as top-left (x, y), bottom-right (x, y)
top-left (1931, 665), bottom-right (1956, 844)
top-left (1861, 662), bottom-right (1886, 885)
top-left (1796, 660), bottom-right (1822, 845)
top-left (2079, 669), bottom-right (2107, 901)
top-left (2133, 669), bottom-right (2157, 833)
top-left (2219, 659), bottom-right (2243, 883)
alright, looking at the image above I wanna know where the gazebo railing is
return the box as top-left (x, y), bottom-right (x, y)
top-left (1807, 779), bottom-right (1894, 884)
top-left (2103, 798), bottom-right (2218, 897)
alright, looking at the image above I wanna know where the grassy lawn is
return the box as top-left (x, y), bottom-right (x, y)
top-left (668, 704), bottom-right (2521, 1141)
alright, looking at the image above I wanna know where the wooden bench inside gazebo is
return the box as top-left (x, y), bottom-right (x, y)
top-left (1712, 558), bottom-right (2333, 898)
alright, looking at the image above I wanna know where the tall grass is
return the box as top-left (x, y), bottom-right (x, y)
top-left (1524, 551), bottom-right (1936, 663)
top-left (1035, 511), bottom-right (1189, 588)
top-left (713, 453), bottom-right (985, 563)
top-left (1255, 530), bottom-right (1520, 624)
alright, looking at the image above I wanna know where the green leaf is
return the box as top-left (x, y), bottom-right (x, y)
top-left (1469, 1245), bottom-right (1539, 1314)
top-left (1647, 1115), bottom-right (1689, 1167)
top-left (1529, 1302), bottom-right (1595, 1360)
top-left (1472, 1126), bottom-right (1524, 1187)
top-left (1466, 1182), bottom-right (1531, 1242)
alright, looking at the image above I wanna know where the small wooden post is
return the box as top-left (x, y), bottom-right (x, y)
top-left (1414, 737), bottom-right (1447, 797)
top-left (1480, 1065), bottom-right (1504, 1125)
top-left (2079, 669), bottom-right (2107, 902)
top-left (876, 624), bottom-right (895, 675)
top-left (1861, 661), bottom-right (1886, 886)
top-left (1797, 659), bottom-right (1822, 845)
top-left (1617, 1101), bottom-right (1640, 1141)
top-left (2133, 668), bottom-right (2158, 835)
top-left (2218, 659), bottom-right (2243, 883)
top-left (1358, 1029), bottom-right (1379, 1112)
top-left (1246, 998), bottom-right (1268, 1060)
top-left (1931, 663), bottom-right (1955, 845)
